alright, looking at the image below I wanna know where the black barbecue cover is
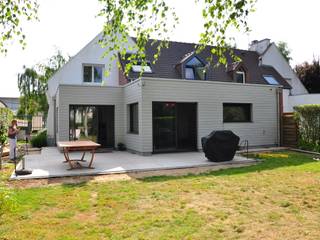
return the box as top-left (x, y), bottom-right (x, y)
top-left (201, 130), bottom-right (240, 162)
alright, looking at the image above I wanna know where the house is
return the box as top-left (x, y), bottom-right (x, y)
top-left (46, 34), bottom-right (291, 155)
top-left (249, 39), bottom-right (320, 112)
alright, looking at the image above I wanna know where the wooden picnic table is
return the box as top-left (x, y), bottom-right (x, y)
top-left (57, 140), bottom-right (101, 170)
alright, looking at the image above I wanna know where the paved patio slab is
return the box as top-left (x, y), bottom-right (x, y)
top-left (11, 147), bottom-right (258, 180)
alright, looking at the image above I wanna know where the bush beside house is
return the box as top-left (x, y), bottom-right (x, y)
top-left (31, 129), bottom-right (47, 148)
top-left (294, 104), bottom-right (320, 152)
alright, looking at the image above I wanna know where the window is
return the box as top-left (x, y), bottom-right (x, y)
top-left (132, 63), bottom-right (152, 73)
top-left (223, 103), bottom-right (252, 123)
top-left (83, 65), bottom-right (103, 83)
top-left (236, 71), bottom-right (245, 83)
top-left (263, 75), bottom-right (279, 85)
top-left (185, 57), bottom-right (206, 80)
top-left (129, 103), bottom-right (139, 134)
top-left (185, 67), bottom-right (195, 79)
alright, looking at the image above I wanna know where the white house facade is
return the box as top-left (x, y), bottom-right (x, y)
top-left (47, 35), bottom-right (289, 155)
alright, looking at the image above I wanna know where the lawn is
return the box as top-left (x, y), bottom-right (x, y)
top-left (0, 151), bottom-right (320, 240)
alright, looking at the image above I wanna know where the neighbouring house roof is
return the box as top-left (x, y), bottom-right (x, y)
top-left (0, 97), bottom-right (19, 113)
top-left (119, 39), bottom-right (291, 89)
top-left (0, 100), bottom-right (7, 108)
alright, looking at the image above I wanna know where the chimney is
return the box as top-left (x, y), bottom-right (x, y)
top-left (249, 39), bottom-right (271, 55)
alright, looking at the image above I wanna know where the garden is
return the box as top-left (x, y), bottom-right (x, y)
top-left (0, 151), bottom-right (320, 239)
top-left (0, 105), bottom-right (320, 239)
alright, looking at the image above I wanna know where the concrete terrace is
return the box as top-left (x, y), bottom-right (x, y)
top-left (11, 147), bottom-right (258, 180)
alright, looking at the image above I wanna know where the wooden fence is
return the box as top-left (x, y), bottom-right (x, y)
top-left (282, 113), bottom-right (298, 147)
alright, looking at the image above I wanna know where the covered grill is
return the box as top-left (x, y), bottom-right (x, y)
top-left (201, 130), bottom-right (240, 162)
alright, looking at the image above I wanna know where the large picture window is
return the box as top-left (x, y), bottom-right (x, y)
top-left (129, 103), bottom-right (139, 134)
top-left (83, 65), bottom-right (103, 83)
top-left (223, 103), bottom-right (252, 123)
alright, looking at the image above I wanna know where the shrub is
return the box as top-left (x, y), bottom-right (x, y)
top-left (294, 104), bottom-right (320, 152)
top-left (31, 129), bottom-right (47, 148)
top-left (117, 142), bottom-right (126, 151)
top-left (0, 108), bottom-right (13, 145)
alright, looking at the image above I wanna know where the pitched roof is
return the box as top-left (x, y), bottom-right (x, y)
top-left (119, 39), bottom-right (291, 89)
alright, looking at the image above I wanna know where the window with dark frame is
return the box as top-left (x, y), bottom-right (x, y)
top-left (223, 103), bottom-right (252, 123)
top-left (185, 56), bottom-right (206, 80)
top-left (129, 103), bottom-right (139, 134)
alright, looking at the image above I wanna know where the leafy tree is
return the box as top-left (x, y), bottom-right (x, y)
top-left (17, 67), bottom-right (42, 116)
top-left (98, 0), bottom-right (256, 74)
top-left (276, 41), bottom-right (292, 63)
top-left (0, 0), bottom-right (39, 54)
top-left (17, 51), bottom-right (68, 117)
top-left (295, 58), bottom-right (320, 93)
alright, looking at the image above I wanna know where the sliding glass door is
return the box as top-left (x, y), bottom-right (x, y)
top-left (153, 102), bottom-right (197, 152)
top-left (153, 102), bottom-right (177, 151)
top-left (69, 105), bottom-right (114, 148)
top-left (69, 106), bottom-right (98, 142)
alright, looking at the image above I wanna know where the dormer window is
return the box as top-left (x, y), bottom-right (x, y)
top-left (185, 57), bottom-right (206, 80)
top-left (227, 62), bottom-right (248, 84)
top-left (236, 71), bottom-right (246, 83)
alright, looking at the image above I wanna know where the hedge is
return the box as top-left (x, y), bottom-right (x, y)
top-left (31, 129), bottom-right (47, 148)
top-left (0, 108), bottom-right (13, 145)
top-left (294, 104), bottom-right (320, 152)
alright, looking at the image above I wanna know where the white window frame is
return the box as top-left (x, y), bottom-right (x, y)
top-left (236, 71), bottom-right (246, 84)
top-left (82, 64), bottom-right (104, 83)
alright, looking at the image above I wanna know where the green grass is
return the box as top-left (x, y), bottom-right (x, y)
top-left (1, 151), bottom-right (320, 239)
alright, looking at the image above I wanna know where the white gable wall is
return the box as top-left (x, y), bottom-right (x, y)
top-left (47, 34), bottom-right (136, 98)
top-left (46, 34), bottom-right (136, 142)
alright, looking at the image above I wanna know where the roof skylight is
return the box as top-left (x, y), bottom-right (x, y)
top-left (132, 65), bottom-right (152, 73)
top-left (263, 75), bottom-right (279, 85)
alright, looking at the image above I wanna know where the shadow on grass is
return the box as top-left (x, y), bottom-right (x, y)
top-left (140, 151), bottom-right (317, 183)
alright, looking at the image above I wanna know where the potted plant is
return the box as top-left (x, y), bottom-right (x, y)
top-left (117, 142), bottom-right (126, 151)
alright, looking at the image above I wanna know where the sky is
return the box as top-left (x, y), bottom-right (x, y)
top-left (0, 0), bottom-right (319, 97)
